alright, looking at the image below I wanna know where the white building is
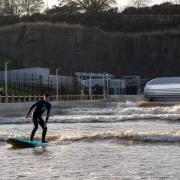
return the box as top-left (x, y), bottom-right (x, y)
top-left (0, 67), bottom-right (49, 84)
top-left (0, 67), bottom-right (74, 89)
top-left (81, 78), bottom-right (125, 95)
top-left (49, 75), bottom-right (73, 89)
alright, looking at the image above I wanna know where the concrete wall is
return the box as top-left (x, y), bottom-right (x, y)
top-left (0, 96), bottom-right (144, 117)
top-left (109, 95), bottom-right (144, 101)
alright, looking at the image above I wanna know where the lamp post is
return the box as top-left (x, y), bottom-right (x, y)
top-left (89, 73), bottom-right (92, 100)
top-left (46, 0), bottom-right (49, 8)
top-left (56, 68), bottom-right (60, 101)
top-left (103, 73), bottom-right (106, 100)
top-left (106, 74), bottom-right (109, 97)
top-left (4, 62), bottom-right (9, 97)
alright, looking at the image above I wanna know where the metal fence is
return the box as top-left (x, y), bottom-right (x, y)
top-left (123, 14), bottom-right (180, 21)
top-left (0, 77), bottom-right (77, 96)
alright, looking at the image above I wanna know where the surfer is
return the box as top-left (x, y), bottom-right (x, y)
top-left (26, 94), bottom-right (51, 143)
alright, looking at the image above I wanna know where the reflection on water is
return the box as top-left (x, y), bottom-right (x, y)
top-left (32, 147), bottom-right (49, 156)
top-left (0, 101), bottom-right (180, 179)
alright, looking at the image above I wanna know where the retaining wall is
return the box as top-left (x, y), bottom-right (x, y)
top-left (0, 96), bottom-right (143, 117)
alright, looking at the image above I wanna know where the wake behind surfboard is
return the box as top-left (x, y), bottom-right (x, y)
top-left (7, 138), bottom-right (48, 148)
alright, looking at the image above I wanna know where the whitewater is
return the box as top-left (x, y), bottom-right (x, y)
top-left (0, 101), bottom-right (180, 179)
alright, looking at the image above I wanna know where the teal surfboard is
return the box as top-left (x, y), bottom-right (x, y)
top-left (7, 138), bottom-right (48, 148)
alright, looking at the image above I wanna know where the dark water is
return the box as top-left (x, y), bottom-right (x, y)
top-left (0, 101), bottom-right (180, 179)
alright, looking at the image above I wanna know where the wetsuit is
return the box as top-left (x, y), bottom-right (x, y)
top-left (27, 100), bottom-right (51, 142)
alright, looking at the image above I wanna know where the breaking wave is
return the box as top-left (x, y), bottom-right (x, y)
top-left (56, 130), bottom-right (180, 144)
top-left (2, 130), bottom-right (180, 144)
top-left (0, 101), bottom-right (180, 124)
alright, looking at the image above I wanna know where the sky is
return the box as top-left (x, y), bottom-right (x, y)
top-left (46, 0), bottom-right (167, 9)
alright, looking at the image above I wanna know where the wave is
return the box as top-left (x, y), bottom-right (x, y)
top-left (42, 130), bottom-right (180, 144)
top-left (0, 130), bottom-right (58, 143)
top-left (0, 117), bottom-right (31, 124)
top-left (0, 113), bottom-right (180, 125)
top-left (62, 102), bottom-right (180, 116)
top-left (2, 130), bottom-right (180, 145)
top-left (56, 130), bottom-right (180, 144)
top-left (0, 102), bottom-right (180, 124)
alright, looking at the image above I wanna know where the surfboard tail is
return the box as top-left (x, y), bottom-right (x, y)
top-left (7, 138), bottom-right (48, 148)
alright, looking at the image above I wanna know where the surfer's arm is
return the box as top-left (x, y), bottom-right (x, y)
top-left (45, 104), bottom-right (51, 122)
top-left (26, 102), bottom-right (37, 117)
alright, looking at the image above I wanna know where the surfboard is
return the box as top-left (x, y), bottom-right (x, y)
top-left (7, 137), bottom-right (48, 148)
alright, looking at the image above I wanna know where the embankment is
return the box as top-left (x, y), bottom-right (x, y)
top-left (0, 22), bottom-right (179, 77)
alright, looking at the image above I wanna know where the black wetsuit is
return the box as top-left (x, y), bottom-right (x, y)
top-left (27, 100), bottom-right (51, 142)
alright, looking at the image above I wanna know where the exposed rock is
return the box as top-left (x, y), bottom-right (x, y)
top-left (0, 22), bottom-right (179, 78)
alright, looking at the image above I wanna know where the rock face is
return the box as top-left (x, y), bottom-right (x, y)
top-left (0, 23), bottom-right (179, 78)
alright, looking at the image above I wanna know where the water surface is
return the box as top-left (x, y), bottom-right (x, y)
top-left (0, 101), bottom-right (180, 179)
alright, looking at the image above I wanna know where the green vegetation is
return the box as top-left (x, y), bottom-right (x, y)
top-left (0, 51), bottom-right (19, 70)
top-left (0, 2), bottom-right (179, 33)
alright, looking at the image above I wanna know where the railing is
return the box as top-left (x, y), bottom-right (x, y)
top-left (0, 95), bottom-right (104, 103)
top-left (123, 14), bottom-right (180, 20)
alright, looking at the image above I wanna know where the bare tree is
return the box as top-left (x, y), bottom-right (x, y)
top-left (20, 0), bottom-right (45, 15)
top-left (58, 0), bottom-right (117, 12)
top-left (174, 0), bottom-right (180, 4)
top-left (128, 0), bottom-right (152, 8)
top-left (0, 0), bottom-right (44, 16)
top-left (0, 0), bottom-right (22, 16)
top-left (0, 0), bottom-right (3, 15)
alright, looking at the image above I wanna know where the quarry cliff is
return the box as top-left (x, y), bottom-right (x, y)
top-left (0, 22), bottom-right (179, 78)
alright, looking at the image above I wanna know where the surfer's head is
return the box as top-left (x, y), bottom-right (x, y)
top-left (44, 94), bottom-right (50, 102)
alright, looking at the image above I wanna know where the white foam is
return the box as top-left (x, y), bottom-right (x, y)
top-left (57, 130), bottom-right (180, 143)
top-left (0, 102), bottom-right (180, 124)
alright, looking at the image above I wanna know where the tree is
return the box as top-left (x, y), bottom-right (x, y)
top-left (20, 0), bottom-right (45, 16)
top-left (58, 0), bottom-right (117, 13)
top-left (0, 0), bottom-right (45, 16)
top-left (0, 0), bottom-right (22, 16)
top-left (174, 0), bottom-right (180, 4)
top-left (46, 1), bottom-right (79, 14)
top-left (128, 0), bottom-right (152, 8)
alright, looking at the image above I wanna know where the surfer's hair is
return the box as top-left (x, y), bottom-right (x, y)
top-left (44, 94), bottom-right (50, 98)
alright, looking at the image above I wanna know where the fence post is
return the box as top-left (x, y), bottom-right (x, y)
top-left (12, 95), bottom-right (14, 103)
top-left (28, 95), bottom-right (31, 102)
top-left (18, 95), bottom-right (20, 102)
top-left (5, 96), bottom-right (8, 103)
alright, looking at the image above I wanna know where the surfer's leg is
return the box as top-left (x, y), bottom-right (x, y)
top-left (30, 114), bottom-right (38, 141)
top-left (38, 117), bottom-right (47, 142)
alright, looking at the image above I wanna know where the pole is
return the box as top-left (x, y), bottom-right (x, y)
top-left (103, 73), bottom-right (105, 100)
top-left (56, 68), bottom-right (60, 101)
top-left (106, 74), bottom-right (109, 97)
top-left (46, 0), bottom-right (49, 9)
top-left (5, 62), bottom-right (9, 97)
top-left (89, 73), bottom-right (92, 99)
